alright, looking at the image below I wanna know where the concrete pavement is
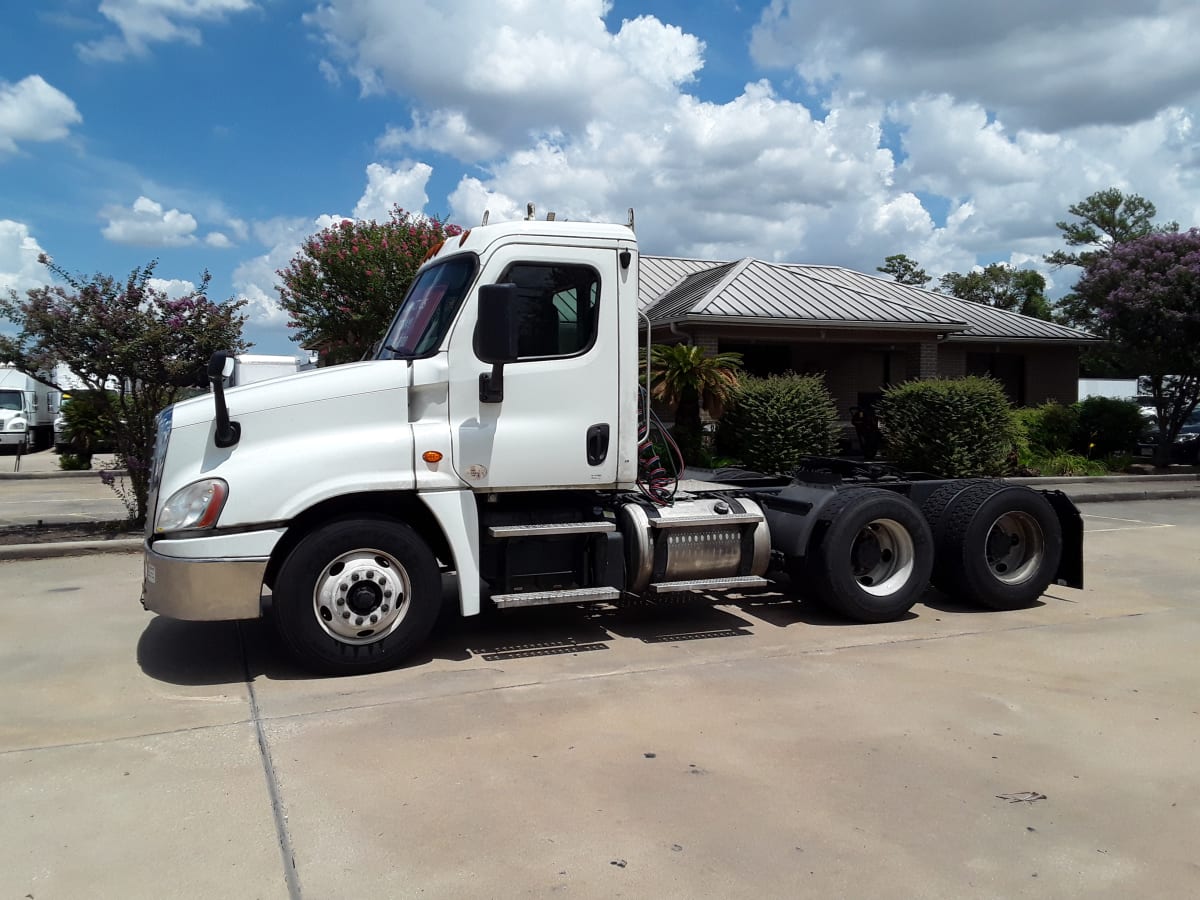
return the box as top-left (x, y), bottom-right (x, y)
top-left (1, 499), bottom-right (1198, 898)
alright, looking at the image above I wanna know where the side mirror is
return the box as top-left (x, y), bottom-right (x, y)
top-left (207, 350), bottom-right (236, 380)
top-left (476, 283), bottom-right (519, 364)
top-left (206, 350), bottom-right (240, 448)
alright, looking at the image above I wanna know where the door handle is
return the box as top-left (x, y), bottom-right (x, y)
top-left (586, 424), bottom-right (610, 466)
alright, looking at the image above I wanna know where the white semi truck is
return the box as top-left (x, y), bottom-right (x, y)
top-left (141, 213), bottom-right (1083, 674)
top-left (0, 365), bottom-right (58, 453)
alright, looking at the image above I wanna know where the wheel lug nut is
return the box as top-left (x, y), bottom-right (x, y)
top-left (351, 573), bottom-right (360, 581)
top-left (384, 590), bottom-right (392, 599)
top-left (339, 584), bottom-right (348, 592)
top-left (369, 614), bottom-right (378, 623)
top-left (355, 616), bottom-right (364, 625)
top-left (366, 571), bottom-right (374, 580)
top-left (342, 611), bottom-right (350, 619)
top-left (381, 605), bottom-right (389, 613)
top-left (336, 597), bottom-right (345, 606)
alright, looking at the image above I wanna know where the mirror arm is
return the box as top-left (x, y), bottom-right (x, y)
top-left (207, 350), bottom-right (242, 448)
top-left (479, 363), bottom-right (505, 403)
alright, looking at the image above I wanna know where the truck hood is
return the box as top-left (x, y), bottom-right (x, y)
top-left (170, 360), bottom-right (409, 429)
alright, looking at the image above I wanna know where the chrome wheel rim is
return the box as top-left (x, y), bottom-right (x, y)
top-left (984, 511), bottom-right (1045, 584)
top-left (850, 517), bottom-right (915, 596)
top-left (312, 548), bottom-right (410, 644)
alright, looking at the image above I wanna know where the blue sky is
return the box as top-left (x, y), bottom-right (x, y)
top-left (3, 0), bottom-right (1198, 356)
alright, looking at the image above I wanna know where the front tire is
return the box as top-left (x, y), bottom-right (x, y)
top-left (273, 517), bottom-right (441, 675)
top-left (796, 488), bottom-right (934, 623)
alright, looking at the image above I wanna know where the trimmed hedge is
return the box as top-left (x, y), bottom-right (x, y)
top-left (1074, 396), bottom-right (1147, 457)
top-left (876, 376), bottom-right (1020, 477)
top-left (716, 373), bottom-right (841, 473)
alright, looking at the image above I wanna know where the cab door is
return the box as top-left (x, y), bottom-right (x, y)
top-left (446, 242), bottom-right (620, 490)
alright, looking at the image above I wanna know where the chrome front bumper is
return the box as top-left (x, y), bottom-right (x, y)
top-left (141, 543), bottom-right (268, 621)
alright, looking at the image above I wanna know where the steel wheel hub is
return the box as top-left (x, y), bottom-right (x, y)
top-left (313, 549), bottom-right (410, 644)
top-left (851, 518), bottom-right (915, 596)
top-left (984, 511), bottom-right (1045, 584)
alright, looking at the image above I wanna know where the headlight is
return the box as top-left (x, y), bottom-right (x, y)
top-left (6, 420), bottom-right (27, 432)
top-left (157, 479), bottom-right (229, 533)
top-left (1175, 432), bottom-right (1198, 443)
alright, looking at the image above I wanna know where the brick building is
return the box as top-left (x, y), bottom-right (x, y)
top-left (640, 256), bottom-right (1096, 424)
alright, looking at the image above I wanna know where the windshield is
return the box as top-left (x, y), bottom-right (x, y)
top-left (377, 254), bottom-right (477, 360)
top-left (0, 390), bottom-right (23, 412)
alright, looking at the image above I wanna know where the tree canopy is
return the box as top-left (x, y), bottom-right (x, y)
top-left (1070, 229), bottom-right (1200, 461)
top-left (276, 206), bottom-right (462, 365)
top-left (938, 264), bottom-right (1053, 320)
top-left (1044, 188), bottom-right (1177, 270)
top-left (876, 254), bottom-right (931, 286)
top-left (0, 257), bottom-right (248, 525)
top-left (645, 343), bottom-right (742, 464)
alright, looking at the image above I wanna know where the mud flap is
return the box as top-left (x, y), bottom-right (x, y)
top-left (1042, 489), bottom-right (1084, 589)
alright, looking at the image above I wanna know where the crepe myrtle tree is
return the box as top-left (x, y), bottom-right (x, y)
top-left (0, 256), bottom-right (248, 526)
top-left (1072, 229), bottom-right (1200, 465)
top-left (276, 206), bottom-right (463, 365)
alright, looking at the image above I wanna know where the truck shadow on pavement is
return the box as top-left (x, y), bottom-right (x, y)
top-left (136, 585), bottom-right (927, 687)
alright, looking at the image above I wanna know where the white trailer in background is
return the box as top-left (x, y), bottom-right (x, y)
top-left (0, 365), bottom-right (59, 452)
top-left (227, 354), bottom-right (311, 387)
top-left (1078, 378), bottom-right (1138, 401)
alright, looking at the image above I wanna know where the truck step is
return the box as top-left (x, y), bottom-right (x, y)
top-left (648, 576), bottom-right (769, 594)
top-left (649, 514), bottom-right (762, 529)
top-left (491, 586), bottom-right (622, 608)
top-left (487, 522), bottom-right (615, 538)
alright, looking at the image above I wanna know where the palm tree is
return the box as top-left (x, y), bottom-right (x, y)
top-left (645, 343), bottom-right (743, 464)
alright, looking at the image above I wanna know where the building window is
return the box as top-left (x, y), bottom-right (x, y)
top-left (718, 342), bottom-right (792, 376)
top-left (967, 351), bottom-right (1025, 405)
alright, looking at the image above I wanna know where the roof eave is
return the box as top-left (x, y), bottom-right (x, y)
top-left (655, 314), bottom-right (970, 332)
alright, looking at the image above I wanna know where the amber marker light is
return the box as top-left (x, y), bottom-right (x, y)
top-left (422, 450), bottom-right (443, 463)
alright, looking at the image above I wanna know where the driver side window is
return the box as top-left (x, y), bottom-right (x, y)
top-left (499, 263), bottom-right (600, 360)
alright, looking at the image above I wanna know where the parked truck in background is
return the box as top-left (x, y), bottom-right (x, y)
top-left (141, 211), bottom-right (1084, 675)
top-left (0, 365), bottom-right (58, 453)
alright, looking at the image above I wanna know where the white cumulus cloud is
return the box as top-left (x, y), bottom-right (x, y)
top-left (80, 0), bottom-right (257, 62)
top-left (0, 220), bottom-right (50, 297)
top-left (0, 75), bottom-right (82, 154)
top-left (353, 162), bottom-right (433, 221)
top-left (101, 195), bottom-right (199, 246)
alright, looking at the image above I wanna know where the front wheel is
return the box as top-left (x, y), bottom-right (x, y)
top-left (795, 488), bottom-right (934, 623)
top-left (272, 517), bottom-right (442, 675)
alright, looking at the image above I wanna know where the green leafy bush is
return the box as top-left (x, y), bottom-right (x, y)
top-left (876, 376), bottom-right (1020, 477)
top-left (716, 373), bottom-right (841, 473)
top-left (1015, 401), bottom-right (1077, 453)
top-left (61, 391), bottom-right (117, 460)
top-left (1073, 396), bottom-right (1147, 457)
top-left (1023, 452), bottom-right (1109, 477)
top-left (56, 452), bottom-right (92, 471)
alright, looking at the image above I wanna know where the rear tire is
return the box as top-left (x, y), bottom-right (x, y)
top-left (795, 488), bottom-right (933, 623)
top-left (924, 483), bottom-right (1062, 610)
top-left (272, 517), bottom-right (441, 675)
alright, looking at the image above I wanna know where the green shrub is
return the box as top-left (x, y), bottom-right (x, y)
top-left (61, 391), bottom-right (117, 456)
top-left (715, 373), bottom-right (841, 473)
top-left (1072, 396), bottom-right (1147, 457)
top-left (1016, 401), bottom-right (1077, 454)
top-left (57, 452), bottom-right (92, 471)
top-left (1024, 452), bottom-right (1110, 477)
top-left (876, 376), bottom-right (1019, 477)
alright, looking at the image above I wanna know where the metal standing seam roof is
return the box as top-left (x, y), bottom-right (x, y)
top-left (787, 265), bottom-right (1097, 342)
top-left (643, 257), bottom-right (966, 330)
top-left (638, 255), bottom-right (1097, 343)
